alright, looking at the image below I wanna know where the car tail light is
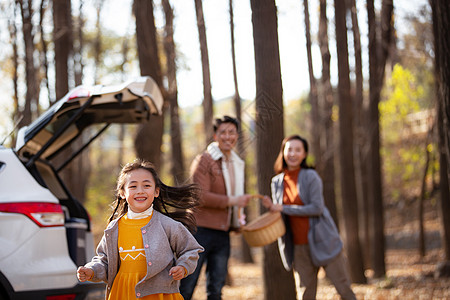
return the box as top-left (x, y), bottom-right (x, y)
top-left (46, 294), bottom-right (76, 300)
top-left (0, 202), bottom-right (64, 227)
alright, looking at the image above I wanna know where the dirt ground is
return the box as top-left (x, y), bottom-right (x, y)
top-left (191, 197), bottom-right (450, 300)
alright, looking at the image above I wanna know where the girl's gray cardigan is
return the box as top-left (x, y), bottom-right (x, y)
top-left (271, 168), bottom-right (343, 269)
top-left (85, 210), bottom-right (204, 299)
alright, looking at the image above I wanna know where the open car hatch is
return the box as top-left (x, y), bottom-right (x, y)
top-left (15, 76), bottom-right (163, 167)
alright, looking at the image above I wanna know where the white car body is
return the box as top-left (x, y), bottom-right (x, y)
top-left (0, 77), bottom-right (163, 300)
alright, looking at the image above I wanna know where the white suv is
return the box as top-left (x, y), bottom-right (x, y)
top-left (0, 77), bottom-right (163, 300)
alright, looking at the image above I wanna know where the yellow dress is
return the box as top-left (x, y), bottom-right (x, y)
top-left (108, 214), bottom-right (184, 300)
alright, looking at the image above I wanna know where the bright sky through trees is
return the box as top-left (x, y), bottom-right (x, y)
top-left (0, 0), bottom-right (428, 141)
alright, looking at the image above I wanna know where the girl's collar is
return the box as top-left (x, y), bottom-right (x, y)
top-left (127, 205), bottom-right (153, 219)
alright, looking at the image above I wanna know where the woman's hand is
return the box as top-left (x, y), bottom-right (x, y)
top-left (261, 195), bottom-right (273, 209)
top-left (77, 266), bottom-right (93, 282)
top-left (270, 204), bottom-right (283, 212)
top-left (262, 195), bottom-right (282, 212)
top-left (169, 266), bottom-right (186, 281)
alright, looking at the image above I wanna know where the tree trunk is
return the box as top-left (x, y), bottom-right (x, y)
top-left (9, 3), bottom-right (20, 146)
top-left (162, 0), bottom-right (186, 183)
top-left (431, 0), bottom-right (450, 183)
top-left (303, 0), bottom-right (321, 173)
top-left (431, 0), bottom-right (450, 260)
top-left (437, 102), bottom-right (450, 259)
top-left (73, 0), bottom-right (84, 88)
top-left (53, 0), bottom-right (82, 201)
top-left (250, 0), bottom-right (296, 298)
top-left (18, 0), bottom-right (40, 127)
top-left (39, 0), bottom-right (52, 105)
top-left (334, 0), bottom-right (366, 284)
top-left (71, 1), bottom-right (88, 202)
top-left (229, 0), bottom-right (245, 158)
top-left (318, 0), bottom-right (338, 227)
top-left (349, 0), bottom-right (370, 268)
top-left (419, 129), bottom-right (432, 257)
top-left (194, 0), bottom-right (214, 145)
top-left (134, 0), bottom-right (165, 171)
top-left (229, 0), bottom-right (253, 264)
top-left (367, 0), bottom-right (393, 278)
top-left (118, 34), bottom-right (130, 169)
top-left (68, 0), bottom-right (89, 204)
top-left (53, 0), bottom-right (72, 101)
top-left (93, 0), bottom-right (104, 84)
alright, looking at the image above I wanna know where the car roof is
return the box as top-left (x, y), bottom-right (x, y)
top-left (15, 76), bottom-right (163, 166)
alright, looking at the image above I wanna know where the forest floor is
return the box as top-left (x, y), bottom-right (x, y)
top-left (191, 194), bottom-right (450, 300)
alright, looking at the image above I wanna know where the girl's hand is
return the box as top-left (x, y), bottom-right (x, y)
top-left (77, 266), bottom-right (94, 282)
top-left (169, 266), bottom-right (186, 281)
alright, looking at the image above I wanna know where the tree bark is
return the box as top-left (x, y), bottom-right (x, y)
top-left (39, 0), bottom-right (52, 105)
top-left (93, 0), bottom-right (104, 84)
top-left (229, 0), bottom-right (253, 264)
top-left (367, 0), bottom-right (393, 278)
top-left (73, 0), bottom-right (84, 88)
top-left (194, 0), bottom-right (214, 145)
top-left (69, 0), bottom-right (89, 204)
top-left (229, 0), bottom-right (245, 158)
top-left (9, 2), bottom-right (20, 146)
top-left (53, 0), bottom-right (84, 202)
top-left (431, 0), bottom-right (450, 260)
top-left (18, 0), bottom-right (40, 127)
top-left (134, 0), bottom-right (165, 171)
top-left (318, 0), bottom-right (338, 227)
top-left (250, 0), bottom-right (296, 298)
top-left (53, 0), bottom-right (72, 101)
top-left (349, 0), bottom-right (370, 268)
top-left (118, 32), bottom-right (130, 169)
top-left (437, 101), bottom-right (450, 260)
top-left (162, 0), bottom-right (186, 183)
top-left (419, 129), bottom-right (432, 257)
top-left (334, 0), bottom-right (366, 284)
top-left (303, 0), bottom-right (321, 173)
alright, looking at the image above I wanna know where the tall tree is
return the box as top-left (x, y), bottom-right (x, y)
top-left (303, 0), bottom-right (321, 172)
top-left (134, 0), bottom-right (165, 170)
top-left (229, 0), bottom-right (245, 157)
top-left (431, 0), bottom-right (450, 263)
top-left (38, 0), bottom-right (52, 105)
top-left (229, 0), bottom-right (253, 264)
top-left (162, 0), bottom-right (186, 183)
top-left (73, 0), bottom-right (84, 87)
top-left (53, 0), bottom-right (72, 101)
top-left (70, 0), bottom-right (90, 204)
top-left (18, 0), bottom-right (40, 126)
top-left (118, 34), bottom-right (129, 169)
top-left (367, 0), bottom-right (394, 278)
top-left (334, 0), bottom-right (366, 283)
top-left (250, 0), bottom-right (296, 298)
top-left (53, 0), bottom-right (80, 200)
top-left (318, 0), bottom-right (338, 226)
top-left (9, 2), bottom-right (20, 146)
top-left (194, 0), bottom-right (214, 145)
top-left (349, 0), bottom-right (370, 267)
top-left (93, 0), bottom-right (104, 84)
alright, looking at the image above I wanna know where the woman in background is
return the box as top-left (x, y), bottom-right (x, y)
top-left (262, 135), bottom-right (356, 300)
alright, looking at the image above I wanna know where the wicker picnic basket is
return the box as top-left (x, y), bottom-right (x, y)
top-left (242, 210), bottom-right (286, 247)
